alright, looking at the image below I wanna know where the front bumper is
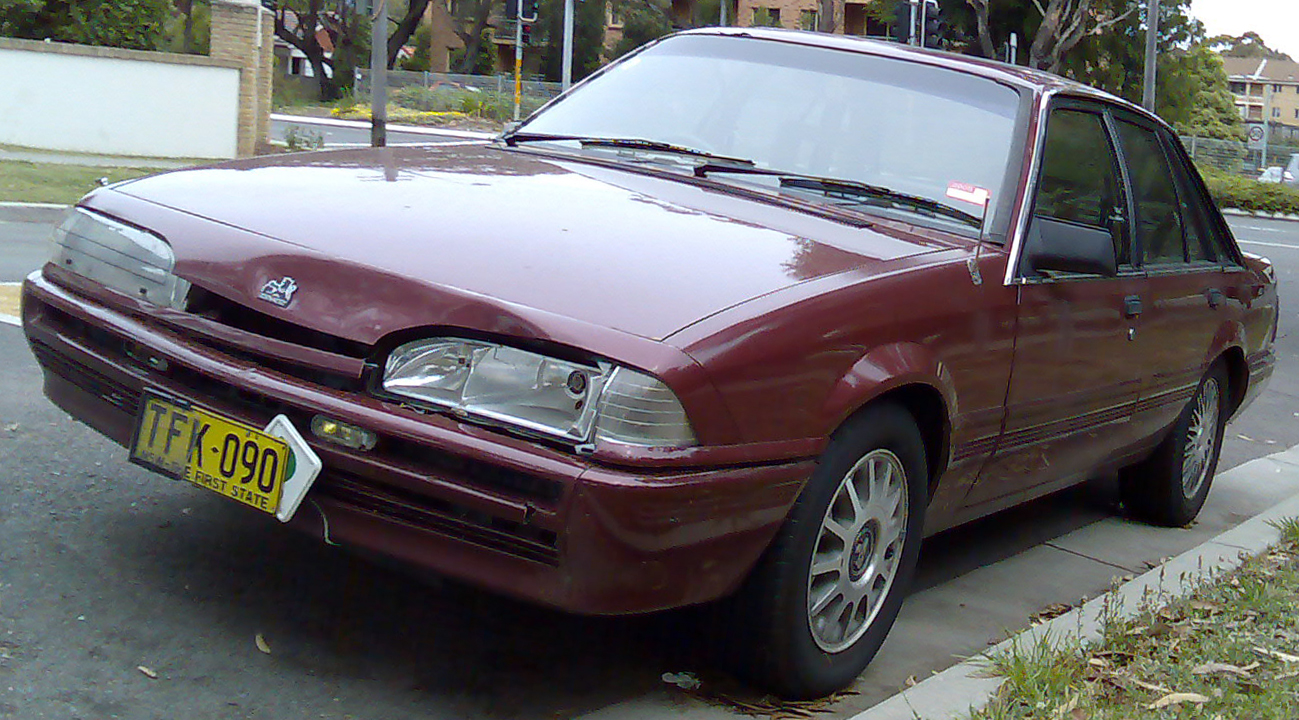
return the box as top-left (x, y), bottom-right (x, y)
top-left (21, 270), bottom-right (811, 615)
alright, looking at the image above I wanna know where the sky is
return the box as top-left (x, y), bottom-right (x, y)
top-left (1189, 0), bottom-right (1299, 61)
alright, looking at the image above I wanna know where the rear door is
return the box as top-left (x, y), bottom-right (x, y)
top-left (1112, 114), bottom-right (1243, 442)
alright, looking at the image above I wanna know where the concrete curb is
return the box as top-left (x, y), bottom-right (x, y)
top-left (271, 113), bottom-right (497, 141)
top-left (1222, 208), bottom-right (1299, 223)
top-left (0, 202), bottom-right (67, 225)
top-left (850, 443), bottom-right (1299, 720)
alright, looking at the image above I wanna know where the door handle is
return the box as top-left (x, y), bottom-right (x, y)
top-left (1207, 288), bottom-right (1224, 308)
top-left (1124, 295), bottom-right (1143, 319)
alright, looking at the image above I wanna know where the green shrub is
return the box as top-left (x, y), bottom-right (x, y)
top-left (1198, 165), bottom-right (1299, 216)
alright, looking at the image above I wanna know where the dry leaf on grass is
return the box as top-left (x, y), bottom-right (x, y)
top-left (254, 633), bottom-right (271, 654)
top-left (1192, 661), bottom-right (1258, 678)
top-left (136, 665), bottom-right (158, 679)
top-left (1147, 692), bottom-right (1209, 709)
top-left (1253, 646), bottom-right (1299, 663)
top-left (1031, 603), bottom-right (1073, 623)
top-left (1124, 676), bottom-right (1172, 694)
top-left (1188, 600), bottom-right (1224, 614)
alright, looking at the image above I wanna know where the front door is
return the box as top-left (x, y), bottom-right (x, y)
top-left (966, 104), bottom-right (1148, 507)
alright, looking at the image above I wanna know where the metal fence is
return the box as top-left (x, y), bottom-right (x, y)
top-left (354, 69), bottom-right (563, 103)
top-left (1181, 135), bottom-right (1299, 177)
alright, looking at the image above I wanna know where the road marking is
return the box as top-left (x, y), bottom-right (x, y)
top-left (1240, 225), bottom-right (1284, 233)
top-left (1, 282), bottom-right (18, 325)
top-left (1239, 240), bottom-right (1299, 250)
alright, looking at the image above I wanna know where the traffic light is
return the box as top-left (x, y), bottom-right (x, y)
top-left (922, 1), bottom-right (941, 48)
top-left (891, 0), bottom-right (911, 44)
top-left (519, 0), bottom-right (538, 22)
top-left (521, 22), bottom-right (533, 44)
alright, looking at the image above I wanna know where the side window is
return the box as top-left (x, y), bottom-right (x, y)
top-left (1165, 134), bottom-right (1235, 264)
top-left (1116, 121), bottom-right (1185, 266)
top-left (1034, 109), bottom-right (1129, 265)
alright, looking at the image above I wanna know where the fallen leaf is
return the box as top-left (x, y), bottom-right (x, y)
top-left (254, 633), bottom-right (271, 655)
top-left (1253, 646), bottom-right (1299, 663)
top-left (904, 675), bottom-right (918, 688)
top-left (1126, 676), bottom-right (1172, 694)
top-left (1051, 693), bottom-right (1079, 719)
top-left (1147, 692), bottom-right (1209, 709)
top-left (1192, 661), bottom-right (1253, 678)
top-left (1088, 657), bottom-right (1111, 668)
top-left (136, 665), bottom-right (158, 679)
top-left (1237, 434), bottom-right (1255, 442)
top-left (1188, 600), bottom-right (1223, 614)
top-left (1070, 709), bottom-right (1089, 720)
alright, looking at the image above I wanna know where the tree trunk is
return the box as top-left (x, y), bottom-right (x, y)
top-left (817, 0), bottom-right (836, 33)
top-left (388, 0), bottom-right (433, 69)
top-left (964, 0), bottom-right (996, 58)
top-left (451, 0), bottom-right (494, 73)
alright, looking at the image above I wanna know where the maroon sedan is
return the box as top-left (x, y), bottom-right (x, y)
top-left (22, 28), bottom-right (1277, 698)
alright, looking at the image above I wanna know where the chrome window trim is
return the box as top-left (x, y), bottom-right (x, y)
top-left (1002, 87), bottom-right (1058, 286)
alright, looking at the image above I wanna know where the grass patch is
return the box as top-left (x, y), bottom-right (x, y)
top-left (0, 160), bottom-right (164, 205)
top-left (973, 523), bottom-right (1299, 719)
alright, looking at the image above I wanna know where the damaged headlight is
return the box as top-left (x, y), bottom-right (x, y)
top-left (382, 338), bottom-right (696, 448)
top-left (50, 208), bottom-right (190, 309)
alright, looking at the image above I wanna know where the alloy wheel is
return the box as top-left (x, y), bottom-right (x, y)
top-left (806, 449), bottom-right (909, 653)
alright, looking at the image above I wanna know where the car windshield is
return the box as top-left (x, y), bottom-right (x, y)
top-left (515, 34), bottom-right (1024, 233)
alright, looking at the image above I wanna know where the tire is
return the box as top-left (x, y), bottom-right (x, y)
top-left (1121, 364), bottom-right (1229, 527)
top-left (725, 402), bottom-right (927, 699)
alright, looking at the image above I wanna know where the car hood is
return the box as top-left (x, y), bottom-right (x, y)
top-left (97, 144), bottom-right (953, 344)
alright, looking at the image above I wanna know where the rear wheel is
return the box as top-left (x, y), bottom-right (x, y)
top-left (1121, 364), bottom-right (1228, 527)
top-left (726, 403), bottom-right (927, 699)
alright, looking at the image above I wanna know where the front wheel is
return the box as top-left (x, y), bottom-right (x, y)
top-left (1121, 364), bottom-right (1229, 527)
top-left (726, 403), bottom-right (927, 699)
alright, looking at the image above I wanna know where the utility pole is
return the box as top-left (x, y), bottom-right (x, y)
top-left (370, 0), bottom-right (387, 147)
top-left (513, 18), bottom-right (524, 120)
top-left (562, 0), bottom-right (574, 91)
top-left (1141, 0), bottom-right (1159, 111)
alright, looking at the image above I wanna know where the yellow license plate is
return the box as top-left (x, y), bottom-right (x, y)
top-left (130, 394), bottom-right (290, 515)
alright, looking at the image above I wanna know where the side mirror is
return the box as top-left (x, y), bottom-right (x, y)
top-left (1023, 215), bottom-right (1118, 277)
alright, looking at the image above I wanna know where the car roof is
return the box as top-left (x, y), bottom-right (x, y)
top-left (678, 27), bottom-right (1165, 126)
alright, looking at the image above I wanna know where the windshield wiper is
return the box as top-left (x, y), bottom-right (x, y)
top-left (503, 133), bottom-right (755, 167)
top-left (693, 163), bottom-right (983, 228)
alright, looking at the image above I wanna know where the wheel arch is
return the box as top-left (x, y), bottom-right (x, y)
top-left (819, 343), bottom-right (954, 502)
top-left (1216, 345), bottom-right (1249, 418)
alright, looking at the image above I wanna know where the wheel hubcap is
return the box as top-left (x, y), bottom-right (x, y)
top-left (1182, 377), bottom-right (1221, 499)
top-left (807, 449), bottom-right (909, 654)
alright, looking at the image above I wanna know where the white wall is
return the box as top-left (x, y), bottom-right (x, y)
top-left (0, 40), bottom-right (241, 159)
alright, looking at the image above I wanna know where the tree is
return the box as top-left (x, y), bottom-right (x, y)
top-left (609, 0), bottom-right (671, 60)
top-left (1056, 1), bottom-right (1241, 139)
top-left (536, 0), bottom-right (604, 82)
top-left (162, 0), bottom-right (210, 54)
top-left (273, 0), bottom-right (433, 101)
top-left (1207, 31), bottom-right (1293, 61)
top-left (0, 0), bottom-right (172, 50)
top-left (446, 0), bottom-right (496, 74)
top-left (961, 0), bottom-right (1136, 72)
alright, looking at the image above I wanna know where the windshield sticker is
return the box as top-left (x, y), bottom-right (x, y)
top-left (946, 182), bottom-right (991, 207)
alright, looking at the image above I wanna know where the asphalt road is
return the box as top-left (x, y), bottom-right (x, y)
top-left (1, 215), bottom-right (1298, 719)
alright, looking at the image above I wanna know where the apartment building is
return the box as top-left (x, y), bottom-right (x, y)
top-left (1222, 56), bottom-right (1299, 143)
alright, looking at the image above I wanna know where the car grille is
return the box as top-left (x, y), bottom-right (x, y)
top-left (184, 286), bottom-right (371, 359)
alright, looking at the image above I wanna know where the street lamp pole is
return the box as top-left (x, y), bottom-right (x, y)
top-left (370, 0), bottom-right (387, 147)
top-left (562, 0), bottom-right (574, 91)
top-left (1141, 0), bottom-right (1159, 111)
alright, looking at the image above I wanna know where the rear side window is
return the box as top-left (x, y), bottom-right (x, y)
top-left (1164, 134), bottom-right (1230, 264)
top-left (1034, 109), bottom-right (1128, 265)
top-left (1116, 121), bottom-right (1185, 266)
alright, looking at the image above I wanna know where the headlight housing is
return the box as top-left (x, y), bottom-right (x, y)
top-left (382, 338), bottom-right (697, 448)
top-left (51, 208), bottom-right (190, 309)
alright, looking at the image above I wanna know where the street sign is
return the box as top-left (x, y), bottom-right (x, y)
top-left (1247, 122), bottom-right (1266, 151)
